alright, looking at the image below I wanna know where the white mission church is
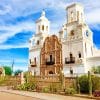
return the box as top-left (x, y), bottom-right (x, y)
top-left (28, 3), bottom-right (100, 76)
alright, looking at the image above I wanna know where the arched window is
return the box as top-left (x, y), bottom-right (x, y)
top-left (37, 40), bottom-right (39, 45)
top-left (42, 25), bottom-right (44, 30)
top-left (78, 52), bottom-right (81, 58)
top-left (30, 59), bottom-right (31, 64)
top-left (70, 69), bottom-right (73, 75)
top-left (71, 11), bottom-right (74, 21)
top-left (34, 57), bottom-right (36, 64)
top-left (70, 30), bottom-right (74, 36)
top-left (50, 55), bottom-right (52, 61)
top-left (46, 26), bottom-right (48, 31)
top-left (49, 71), bottom-right (53, 74)
top-left (0, 71), bottom-right (2, 75)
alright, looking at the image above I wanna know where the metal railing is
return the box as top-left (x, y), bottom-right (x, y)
top-left (65, 57), bottom-right (75, 64)
top-left (30, 62), bottom-right (36, 67)
top-left (46, 58), bottom-right (55, 65)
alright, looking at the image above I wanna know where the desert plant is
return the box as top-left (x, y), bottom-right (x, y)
top-left (14, 70), bottom-right (22, 76)
top-left (79, 75), bottom-right (89, 93)
top-left (92, 75), bottom-right (100, 92)
top-left (65, 88), bottom-right (76, 95)
top-left (42, 87), bottom-right (50, 93)
top-left (88, 71), bottom-right (92, 96)
top-left (79, 74), bottom-right (100, 94)
top-left (76, 76), bottom-right (80, 94)
top-left (0, 76), bottom-right (6, 85)
top-left (49, 83), bottom-right (61, 93)
top-left (91, 66), bottom-right (100, 74)
top-left (16, 82), bottom-right (36, 91)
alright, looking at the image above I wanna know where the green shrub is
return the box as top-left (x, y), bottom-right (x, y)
top-left (42, 87), bottom-right (50, 93)
top-left (0, 76), bottom-right (6, 85)
top-left (16, 83), bottom-right (36, 91)
top-left (65, 88), bottom-right (76, 95)
top-left (79, 75), bottom-right (89, 93)
top-left (92, 75), bottom-right (100, 92)
top-left (3, 66), bottom-right (12, 75)
top-left (79, 75), bottom-right (100, 93)
top-left (49, 83), bottom-right (61, 93)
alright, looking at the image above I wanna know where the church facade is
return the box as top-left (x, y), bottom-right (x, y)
top-left (28, 3), bottom-right (100, 76)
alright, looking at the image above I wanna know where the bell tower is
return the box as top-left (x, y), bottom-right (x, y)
top-left (36, 10), bottom-right (50, 34)
top-left (29, 10), bottom-right (50, 75)
top-left (67, 3), bottom-right (85, 24)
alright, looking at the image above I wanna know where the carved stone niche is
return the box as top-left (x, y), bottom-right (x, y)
top-left (40, 35), bottom-right (62, 76)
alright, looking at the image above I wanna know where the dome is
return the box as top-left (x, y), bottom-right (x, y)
top-left (37, 10), bottom-right (49, 22)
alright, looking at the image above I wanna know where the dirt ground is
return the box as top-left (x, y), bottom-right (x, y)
top-left (0, 92), bottom-right (42, 100)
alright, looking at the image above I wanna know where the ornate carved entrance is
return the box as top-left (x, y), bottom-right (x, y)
top-left (40, 35), bottom-right (62, 75)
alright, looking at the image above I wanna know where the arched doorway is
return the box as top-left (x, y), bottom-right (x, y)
top-left (0, 71), bottom-right (2, 76)
top-left (49, 71), bottom-right (53, 74)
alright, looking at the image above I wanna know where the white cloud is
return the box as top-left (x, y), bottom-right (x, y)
top-left (0, 0), bottom-right (100, 49)
top-left (0, 21), bottom-right (35, 44)
top-left (0, 43), bottom-right (28, 50)
top-left (86, 8), bottom-right (100, 24)
top-left (0, 5), bottom-right (12, 15)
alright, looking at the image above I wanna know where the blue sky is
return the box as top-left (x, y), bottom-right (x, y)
top-left (0, 0), bottom-right (100, 71)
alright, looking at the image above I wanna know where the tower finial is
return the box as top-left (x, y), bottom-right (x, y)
top-left (41, 9), bottom-right (45, 17)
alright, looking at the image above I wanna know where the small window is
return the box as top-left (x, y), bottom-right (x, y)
top-left (78, 52), bottom-right (81, 58)
top-left (46, 26), bottom-right (48, 31)
top-left (37, 40), bottom-right (39, 45)
top-left (0, 71), bottom-right (2, 75)
top-left (42, 25), bottom-right (44, 30)
top-left (49, 71), bottom-right (53, 74)
top-left (71, 11), bottom-right (74, 21)
top-left (70, 69), bottom-right (73, 75)
top-left (30, 59), bottom-right (31, 64)
top-left (70, 30), bottom-right (74, 36)
top-left (50, 55), bottom-right (52, 61)
top-left (70, 52), bottom-right (73, 58)
top-left (34, 57), bottom-right (36, 64)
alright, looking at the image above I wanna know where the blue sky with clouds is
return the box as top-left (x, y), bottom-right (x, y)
top-left (0, 0), bottom-right (100, 71)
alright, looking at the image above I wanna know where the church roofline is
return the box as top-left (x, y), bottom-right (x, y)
top-left (66, 3), bottom-right (83, 10)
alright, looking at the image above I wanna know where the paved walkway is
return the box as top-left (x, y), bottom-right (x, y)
top-left (0, 89), bottom-right (95, 100)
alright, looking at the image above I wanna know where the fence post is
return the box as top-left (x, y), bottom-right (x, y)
top-left (88, 71), bottom-right (92, 96)
top-left (21, 72), bottom-right (24, 84)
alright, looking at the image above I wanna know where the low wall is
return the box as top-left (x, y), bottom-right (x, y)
top-left (0, 75), bottom-right (76, 88)
top-left (0, 76), bottom-right (21, 86)
top-left (27, 75), bottom-right (76, 88)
